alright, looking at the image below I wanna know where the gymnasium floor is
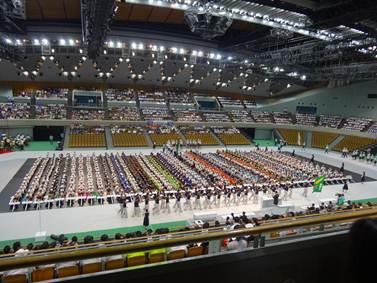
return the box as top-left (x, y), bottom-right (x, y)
top-left (0, 145), bottom-right (376, 243)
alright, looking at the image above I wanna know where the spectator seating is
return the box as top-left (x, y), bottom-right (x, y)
top-left (212, 128), bottom-right (250, 145)
top-left (250, 111), bottom-right (273, 123)
top-left (166, 90), bottom-right (194, 104)
top-left (341, 117), bottom-right (373, 131)
top-left (69, 127), bottom-right (106, 147)
top-left (173, 110), bottom-right (202, 122)
top-left (181, 126), bottom-right (219, 145)
top-left (273, 112), bottom-right (293, 125)
top-left (217, 97), bottom-right (243, 108)
top-left (149, 127), bottom-right (181, 146)
top-left (243, 99), bottom-right (257, 108)
top-left (296, 113), bottom-right (317, 126)
top-left (109, 107), bottom-right (140, 121)
top-left (138, 91), bottom-right (166, 104)
top-left (311, 132), bottom-right (339, 148)
top-left (202, 112), bottom-right (231, 122)
top-left (142, 108), bottom-right (171, 121)
top-left (333, 136), bottom-right (377, 151)
top-left (278, 129), bottom-right (305, 145)
top-left (71, 109), bottom-right (105, 120)
top-left (228, 110), bottom-right (254, 123)
top-left (0, 103), bottom-right (31, 119)
top-left (112, 127), bottom-right (148, 147)
top-left (318, 115), bottom-right (342, 128)
top-left (35, 88), bottom-right (69, 99)
top-left (35, 104), bottom-right (67, 119)
top-left (105, 89), bottom-right (136, 102)
top-left (368, 122), bottom-right (377, 134)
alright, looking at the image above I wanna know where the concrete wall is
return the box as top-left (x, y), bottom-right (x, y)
top-left (254, 128), bottom-right (273, 140)
top-left (0, 127), bottom-right (33, 138)
top-left (259, 81), bottom-right (377, 119)
top-left (0, 87), bottom-right (13, 99)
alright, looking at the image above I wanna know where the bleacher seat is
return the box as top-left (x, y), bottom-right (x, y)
top-left (218, 133), bottom-right (250, 145)
top-left (112, 132), bottom-right (147, 147)
top-left (31, 266), bottom-right (55, 282)
top-left (185, 133), bottom-right (219, 145)
top-left (278, 129), bottom-right (305, 145)
top-left (69, 133), bottom-right (106, 147)
top-left (150, 133), bottom-right (181, 146)
top-left (311, 132), bottom-right (338, 148)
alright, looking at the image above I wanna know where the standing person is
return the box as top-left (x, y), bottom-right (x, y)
top-left (302, 141), bottom-right (306, 150)
top-left (325, 144), bottom-right (329, 154)
top-left (133, 196), bottom-right (141, 217)
top-left (273, 192), bottom-right (279, 206)
top-left (49, 134), bottom-right (54, 145)
top-left (303, 184), bottom-right (308, 198)
top-left (343, 181), bottom-right (349, 193)
top-left (310, 154), bottom-right (315, 163)
top-left (361, 172), bottom-right (366, 184)
top-left (291, 149), bottom-right (295, 157)
top-left (340, 162), bottom-right (344, 173)
top-left (143, 209), bottom-right (150, 230)
top-left (122, 199), bottom-right (128, 218)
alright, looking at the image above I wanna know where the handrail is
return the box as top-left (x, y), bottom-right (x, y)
top-left (0, 208), bottom-right (376, 271)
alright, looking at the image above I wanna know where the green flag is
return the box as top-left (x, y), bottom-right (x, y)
top-left (313, 176), bottom-right (325, 193)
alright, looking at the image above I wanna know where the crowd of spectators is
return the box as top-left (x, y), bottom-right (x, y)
top-left (295, 113), bottom-right (317, 126)
top-left (138, 91), bottom-right (166, 104)
top-left (217, 97), bottom-right (244, 108)
top-left (228, 110), bottom-right (254, 123)
top-left (0, 133), bottom-right (30, 151)
top-left (105, 89), bottom-right (136, 102)
top-left (35, 104), bottom-right (67, 120)
top-left (71, 109), bottom-right (105, 120)
top-left (166, 90), bottom-right (194, 104)
top-left (108, 107), bottom-right (140, 121)
top-left (35, 88), bottom-right (69, 99)
top-left (142, 108), bottom-right (172, 121)
top-left (342, 117), bottom-right (373, 131)
top-left (318, 114), bottom-right (343, 128)
top-left (0, 103), bottom-right (31, 119)
top-left (367, 122), bottom-right (377, 134)
top-left (250, 111), bottom-right (273, 123)
top-left (273, 112), bottom-right (293, 124)
top-left (202, 112), bottom-right (231, 122)
top-left (173, 110), bottom-right (202, 122)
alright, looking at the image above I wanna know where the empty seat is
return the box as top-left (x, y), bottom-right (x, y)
top-left (31, 266), bottom-right (55, 282)
top-left (105, 258), bottom-right (125, 270)
top-left (56, 265), bottom-right (80, 278)
top-left (148, 248), bottom-right (166, 263)
top-left (2, 274), bottom-right (28, 283)
top-left (81, 262), bottom-right (102, 274)
top-left (187, 246), bottom-right (204, 257)
top-left (167, 249), bottom-right (186, 260)
top-left (126, 252), bottom-right (146, 267)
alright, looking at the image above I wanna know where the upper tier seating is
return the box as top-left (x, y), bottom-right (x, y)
top-left (202, 112), bottom-right (231, 122)
top-left (166, 90), bottom-right (194, 104)
top-left (69, 127), bottom-right (106, 147)
top-left (138, 91), bottom-right (166, 104)
top-left (142, 108), bottom-right (171, 121)
top-left (368, 122), bottom-right (377, 134)
top-left (213, 127), bottom-right (250, 145)
top-left (111, 126), bottom-right (148, 147)
top-left (35, 88), bottom-right (69, 99)
top-left (181, 126), bottom-right (219, 145)
top-left (35, 104), bottom-right (67, 119)
top-left (341, 117), bottom-right (373, 132)
top-left (228, 110), bottom-right (255, 123)
top-left (250, 111), bottom-right (273, 123)
top-left (106, 89), bottom-right (136, 102)
top-left (173, 110), bottom-right (202, 122)
top-left (0, 103), bottom-right (31, 119)
top-left (71, 109), bottom-right (105, 120)
top-left (296, 113), bottom-right (317, 126)
top-left (278, 129), bottom-right (305, 145)
top-left (109, 107), bottom-right (140, 121)
top-left (243, 99), bottom-right (256, 108)
top-left (311, 132), bottom-right (339, 148)
top-left (217, 97), bottom-right (243, 108)
top-left (318, 115), bottom-right (342, 128)
top-left (333, 136), bottom-right (377, 151)
top-left (149, 127), bottom-right (181, 146)
top-left (273, 112), bottom-right (293, 125)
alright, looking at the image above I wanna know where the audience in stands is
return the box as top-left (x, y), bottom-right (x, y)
top-left (318, 115), bottom-right (342, 128)
top-left (109, 107), bottom-right (140, 121)
top-left (342, 117), bottom-right (373, 131)
top-left (35, 104), bottom-right (67, 120)
top-left (0, 103), bottom-right (31, 119)
top-left (71, 109), bottom-right (105, 120)
top-left (296, 113), bottom-right (317, 126)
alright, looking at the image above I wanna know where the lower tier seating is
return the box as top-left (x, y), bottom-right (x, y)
top-left (278, 129), bottom-right (305, 145)
top-left (112, 133), bottom-right (148, 147)
top-left (185, 133), bottom-right (219, 145)
top-left (218, 133), bottom-right (250, 145)
top-left (333, 136), bottom-right (377, 151)
top-left (311, 132), bottom-right (338, 148)
top-left (69, 133), bottom-right (105, 147)
top-left (150, 133), bottom-right (181, 146)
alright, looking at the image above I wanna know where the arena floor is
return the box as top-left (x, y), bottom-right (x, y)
top-left (0, 145), bottom-right (377, 242)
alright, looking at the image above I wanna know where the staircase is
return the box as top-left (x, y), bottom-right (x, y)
top-left (329, 135), bottom-right (345, 150)
top-left (104, 127), bottom-right (113, 149)
top-left (176, 127), bottom-right (187, 144)
top-left (306, 131), bottom-right (312, 148)
top-left (63, 127), bottom-right (70, 149)
top-left (144, 132), bottom-right (153, 147)
top-left (209, 129), bottom-right (224, 146)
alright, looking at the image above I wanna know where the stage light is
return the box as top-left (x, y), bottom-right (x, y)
top-left (4, 38), bottom-right (12, 44)
top-left (82, 56), bottom-right (87, 61)
top-left (192, 50), bottom-right (197, 56)
top-left (98, 72), bottom-right (104, 77)
top-left (197, 51), bottom-right (203, 57)
top-left (117, 42), bottom-right (122, 48)
top-left (41, 38), bottom-right (49, 46)
top-left (49, 56), bottom-right (54, 61)
top-left (62, 71), bottom-right (68, 76)
top-left (22, 71), bottom-right (29, 76)
top-left (216, 54), bottom-right (222, 60)
top-left (179, 48), bottom-right (185, 54)
top-left (33, 39), bottom-right (40, 45)
top-left (227, 56), bottom-right (233, 60)
top-left (69, 39), bottom-right (75, 46)
top-left (209, 53), bottom-right (215, 59)
top-left (300, 75), bottom-right (307, 80)
top-left (287, 83), bottom-right (291, 88)
top-left (108, 41), bottom-right (114, 48)
top-left (138, 43), bottom-right (144, 50)
top-left (171, 47), bottom-right (178, 53)
top-left (32, 70), bottom-right (38, 76)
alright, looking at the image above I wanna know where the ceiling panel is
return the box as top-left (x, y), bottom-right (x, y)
top-left (37, 0), bottom-right (66, 19)
top-left (114, 3), bottom-right (133, 21)
top-left (148, 7), bottom-right (171, 22)
top-left (26, 0), bottom-right (43, 19)
top-left (128, 5), bottom-right (154, 22)
top-left (165, 10), bottom-right (184, 24)
top-left (64, 0), bottom-right (81, 19)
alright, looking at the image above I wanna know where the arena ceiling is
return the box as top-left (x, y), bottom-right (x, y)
top-left (0, 0), bottom-right (376, 96)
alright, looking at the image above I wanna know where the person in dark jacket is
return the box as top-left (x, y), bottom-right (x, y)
top-left (143, 209), bottom-right (150, 229)
top-left (273, 192), bottom-right (279, 206)
top-left (361, 171), bottom-right (366, 183)
top-left (342, 181), bottom-right (349, 193)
